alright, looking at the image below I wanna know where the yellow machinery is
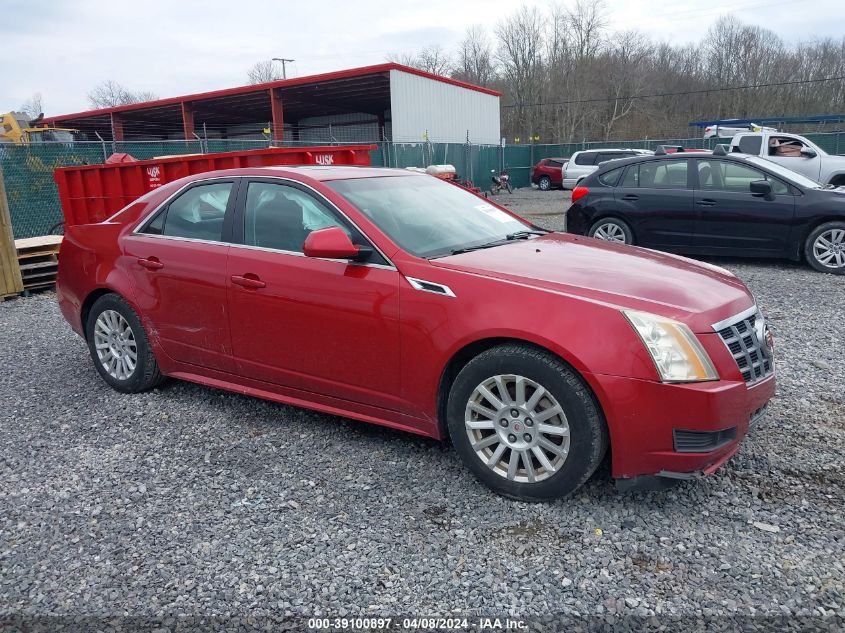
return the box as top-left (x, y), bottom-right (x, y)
top-left (0, 112), bottom-right (84, 145)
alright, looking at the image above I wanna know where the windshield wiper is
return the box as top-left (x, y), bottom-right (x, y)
top-left (449, 230), bottom-right (549, 255)
top-left (450, 241), bottom-right (506, 255)
top-left (506, 229), bottom-right (548, 239)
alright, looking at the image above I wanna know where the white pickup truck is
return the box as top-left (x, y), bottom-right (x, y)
top-left (729, 131), bottom-right (845, 187)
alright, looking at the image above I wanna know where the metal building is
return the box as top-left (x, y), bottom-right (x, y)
top-left (43, 63), bottom-right (501, 145)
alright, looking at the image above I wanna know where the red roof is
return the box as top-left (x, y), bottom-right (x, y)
top-left (43, 63), bottom-right (501, 124)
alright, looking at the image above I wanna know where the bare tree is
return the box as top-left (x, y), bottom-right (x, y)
top-left (133, 90), bottom-right (159, 103)
top-left (595, 31), bottom-right (650, 139)
top-left (386, 51), bottom-right (418, 66)
top-left (388, 46), bottom-right (452, 75)
top-left (567, 0), bottom-right (606, 61)
top-left (417, 45), bottom-right (452, 75)
top-left (496, 6), bottom-right (546, 138)
top-left (247, 60), bottom-right (283, 85)
top-left (19, 93), bottom-right (43, 120)
top-left (454, 25), bottom-right (496, 86)
top-left (87, 80), bottom-right (158, 108)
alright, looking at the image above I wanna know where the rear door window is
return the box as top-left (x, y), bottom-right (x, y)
top-left (141, 181), bottom-right (233, 242)
top-left (598, 152), bottom-right (629, 163)
top-left (574, 152), bottom-right (598, 166)
top-left (620, 160), bottom-right (689, 189)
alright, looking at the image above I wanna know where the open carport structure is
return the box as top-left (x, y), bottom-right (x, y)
top-left (42, 63), bottom-right (501, 145)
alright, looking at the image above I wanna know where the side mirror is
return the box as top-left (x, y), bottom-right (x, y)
top-left (801, 147), bottom-right (817, 158)
top-left (750, 179), bottom-right (774, 200)
top-left (303, 227), bottom-right (370, 261)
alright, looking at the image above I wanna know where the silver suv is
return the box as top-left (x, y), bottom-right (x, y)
top-left (562, 149), bottom-right (652, 190)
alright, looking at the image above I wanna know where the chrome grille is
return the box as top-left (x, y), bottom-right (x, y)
top-left (714, 308), bottom-right (773, 385)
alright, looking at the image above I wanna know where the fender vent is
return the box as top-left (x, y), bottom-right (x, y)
top-left (405, 277), bottom-right (456, 297)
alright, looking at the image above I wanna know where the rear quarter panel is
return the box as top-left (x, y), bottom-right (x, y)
top-left (57, 222), bottom-right (139, 337)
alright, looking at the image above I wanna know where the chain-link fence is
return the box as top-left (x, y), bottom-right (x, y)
top-left (2, 131), bottom-right (844, 238)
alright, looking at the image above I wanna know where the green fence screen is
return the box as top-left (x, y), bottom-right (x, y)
top-left (2, 132), bottom-right (844, 238)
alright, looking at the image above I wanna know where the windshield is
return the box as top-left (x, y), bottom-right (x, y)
top-left (327, 175), bottom-right (532, 258)
top-left (746, 157), bottom-right (823, 189)
top-left (27, 130), bottom-right (77, 144)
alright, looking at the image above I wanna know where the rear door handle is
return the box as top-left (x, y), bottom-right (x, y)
top-left (231, 274), bottom-right (266, 289)
top-left (696, 199), bottom-right (717, 207)
top-left (138, 257), bottom-right (164, 270)
top-left (622, 194), bottom-right (639, 201)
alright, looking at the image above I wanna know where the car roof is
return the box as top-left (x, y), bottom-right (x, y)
top-left (576, 148), bottom-right (645, 153)
top-left (592, 151), bottom-right (764, 169)
top-left (182, 165), bottom-right (424, 183)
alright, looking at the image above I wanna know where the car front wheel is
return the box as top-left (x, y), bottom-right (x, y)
top-left (588, 218), bottom-right (634, 245)
top-left (86, 294), bottom-right (164, 393)
top-left (806, 221), bottom-right (845, 274)
top-left (538, 176), bottom-right (551, 191)
top-left (447, 344), bottom-right (608, 501)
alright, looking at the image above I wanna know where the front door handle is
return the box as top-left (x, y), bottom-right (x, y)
top-left (138, 257), bottom-right (164, 270)
top-left (231, 274), bottom-right (266, 289)
top-left (696, 199), bottom-right (717, 207)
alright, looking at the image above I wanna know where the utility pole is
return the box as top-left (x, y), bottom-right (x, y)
top-left (272, 58), bottom-right (295, 79)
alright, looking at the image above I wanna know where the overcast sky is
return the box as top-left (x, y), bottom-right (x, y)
top-left (2, 0), bottom-right (841, 116)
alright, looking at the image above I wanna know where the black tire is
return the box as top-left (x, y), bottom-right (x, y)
top-left (538, 176), bottom-right (551, 191)
top-left (505, 182), bottom-right (514, 194)
top-left (804, 221), bottom-right (845, 274)
top-left (447, 344), bottom-right (608, 501)
top-left (588, 217), bottom-right (634, 245)
top-left (829, 175), bottom-right (845, 188)
top-left (85, 293), bottom-right (164, 393)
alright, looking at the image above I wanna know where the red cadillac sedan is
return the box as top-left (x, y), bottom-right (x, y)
top-left (57, 166), bottom-right (775, 501)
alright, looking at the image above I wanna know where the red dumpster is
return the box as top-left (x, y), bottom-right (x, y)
top-left (54, 144), bottom-right (377, 227)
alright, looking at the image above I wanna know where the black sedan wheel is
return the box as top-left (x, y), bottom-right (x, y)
top-left (588, 218), bottom-right (634, 245)
top-left (806, 221), bottom-right (845, 274)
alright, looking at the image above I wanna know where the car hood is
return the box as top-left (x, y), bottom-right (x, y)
top-left (432, 233), bottom-right (754, 332)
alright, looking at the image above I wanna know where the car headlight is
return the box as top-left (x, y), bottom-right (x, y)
top-left (623, 310), bottom-right (718, 383)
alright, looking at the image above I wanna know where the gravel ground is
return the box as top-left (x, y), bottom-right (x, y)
top-left (1, 227), bottom-right (844, 630)
top-left (490, 187), bottom-right (572, 221)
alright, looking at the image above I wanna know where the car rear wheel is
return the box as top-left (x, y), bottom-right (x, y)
top-left (588, 218), bottom-right (634, 245)
top-left (805, 221), bottom-right (845, 274)
top-left (538, 176), bottom-right (551, 191)
top-left (86, 294), bottom-right (164, 393)
top-left (447, 344), bottom-right (608, 501)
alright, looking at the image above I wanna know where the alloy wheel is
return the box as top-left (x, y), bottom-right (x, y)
top-left (93, 310), bottom-right (138, 380)
top-left (464, 374), bottom-right (570, 483)
top-left (813, 228), bottom-right (845, 269)
top-left (593, 222), bottom-right (627, 243)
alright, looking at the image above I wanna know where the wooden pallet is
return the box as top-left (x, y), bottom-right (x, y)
top-left (15, 235), bottom-right (62, 291)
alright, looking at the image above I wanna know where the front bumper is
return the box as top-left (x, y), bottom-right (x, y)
top-left (584, 371), bottom-right (775, 482)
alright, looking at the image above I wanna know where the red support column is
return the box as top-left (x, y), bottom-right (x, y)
top-left (110, 113), bottom-right (124, 141)
top-left (181, 102), bottom-right (195, 140)
top-left (270, 89), bottom-right (284, 142)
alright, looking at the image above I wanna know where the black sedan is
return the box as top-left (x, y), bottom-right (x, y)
top-left (566, 147), bottom-right (845, 274)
